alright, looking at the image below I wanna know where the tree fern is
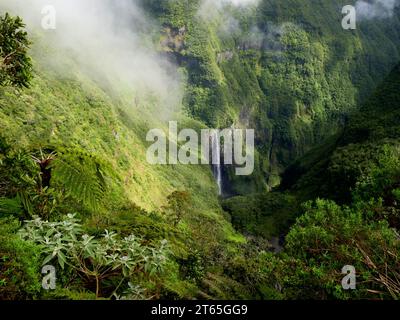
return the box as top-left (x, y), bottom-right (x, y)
top-left (51, 147), bottom-right (110, 211)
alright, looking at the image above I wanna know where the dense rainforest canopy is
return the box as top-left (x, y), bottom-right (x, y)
top-left (0, 0), bottom-right (399, 300)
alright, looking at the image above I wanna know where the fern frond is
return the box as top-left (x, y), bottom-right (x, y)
top-left (0, 196), bottom-right (23, 217)
top-left (200, 272), bottom-right (249, 300)
top-left (17, 191), bottom-right (33, 217)
top-left (51, 147), bottom-right (109, 211)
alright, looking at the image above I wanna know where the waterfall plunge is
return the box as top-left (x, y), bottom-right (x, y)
top-left (211, 131), bottom-right (223, 195)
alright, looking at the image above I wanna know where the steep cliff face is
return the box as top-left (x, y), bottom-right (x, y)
top-left (223, 61), bottom-right (400, 250)
top-left (281, 62), bottom-right (400, 204)
top-left (144, 0), bottom-right (400, 193)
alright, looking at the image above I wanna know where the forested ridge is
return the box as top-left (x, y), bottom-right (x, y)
top-left (0, 0), bottom-right (399, 300)
top-left (144, 0), bottom-right (400, 193)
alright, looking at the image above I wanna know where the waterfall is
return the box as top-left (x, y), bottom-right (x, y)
top-left (211, 131), bottom-right (223, 195)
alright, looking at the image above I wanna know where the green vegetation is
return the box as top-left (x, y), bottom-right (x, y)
top-left (1, 0), bottom-right (400, 301)
top-left (147, 0), bottom-right (400, 192)
top-left (222, 192), bottom-right (298, 238)
top-left (162, 191), bottom-right (192, 227)
top-left (262, 198), bottom-right (400, 299)
top-left (226, 61), bottom-right (400, 299)
top-left (0, 217), bottom-right (41, 300)
top-left (0, 13), bottom-right (32, 88)
top-left (19, 214), bottom-right (169, 299)
top-left (0, 11), bottom-right (245, 300)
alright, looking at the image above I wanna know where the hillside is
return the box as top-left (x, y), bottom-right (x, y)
top-left (0, 5), bottom-right (245, 300)
top-left (224, 61), bottom-right (400, 237)
top-left (282, 62), bottom-right (400, 203)
top-left (143, 0), bottom-right (400, 193)
top-left (223, 62), bottom-right (400, 299)
top-left (1, 0), bottom-right (400, 301)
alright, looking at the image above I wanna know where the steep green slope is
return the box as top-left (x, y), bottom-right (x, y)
top-left (143, 0), bottom-right (400, 193)
top-left (0, 43), bottom-right (217, 212)
top-left (224, 61), bottom-right (400, 239)
top-left (1, 1), bottom-right (400, 301)
top-left (282, 62), bottom-right (400, 203)
top-left (222, 62), bottom-right (400, 300)
top-left (0, 26), bottom-right (246, 299)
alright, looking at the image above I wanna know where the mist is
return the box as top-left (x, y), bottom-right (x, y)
top-left (356, 0), bottom-right (400, 20)
top-left (0, 0), bottom-right (183, 119)
top-left (198, 0), bottom-right (260, 21)
top-left (196, 0), bottom-right (283, 53)
top-left (238, 24), bottom-right (285, 52)
top-left (217, 0), bottom-right (260, 6)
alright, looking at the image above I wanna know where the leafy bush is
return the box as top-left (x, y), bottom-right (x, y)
top-left (19, 214), bottom-right (169, 299)
top-left (354, 145), bottom-right (400, 204)
top-left (269, 199), bottom-right (400, 299)
top-left (162, 191), bottom-right (192, 227)
top-left (0, 217), bottom-right (41, 300)
top-left (0, 13), bottom-right (32, 88)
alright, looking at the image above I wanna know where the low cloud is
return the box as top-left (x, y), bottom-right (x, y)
top-left (0, 0), bottom-right (183, 119)
top-left (234, 24), bottom-right (285, 52)
top-left (356, 0), bottom-right (400, 19)
top-left (198, 0), bottom-right (260, 21)
top-left (220, 0), bottom-right (260, 6)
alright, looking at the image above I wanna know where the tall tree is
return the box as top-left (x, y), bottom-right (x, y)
top-left (0, 13), bottom-right (33, 88)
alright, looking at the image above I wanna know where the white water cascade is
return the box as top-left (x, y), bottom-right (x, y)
top-left (211, 131), bottom-right (223, 195)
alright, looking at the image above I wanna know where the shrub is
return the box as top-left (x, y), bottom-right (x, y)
top-left (274, 199), bottom-right (400, 299)
top-left (0, 217), bottom-right (41, 300)
top-left (19, 214), bottom-right (170, 299)
top-left (0, 13), bottom-right (33, 88)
